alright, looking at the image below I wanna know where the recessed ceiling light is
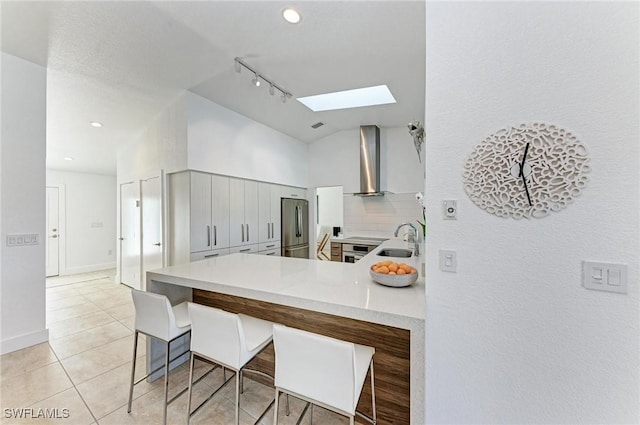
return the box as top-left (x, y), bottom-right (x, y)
top-left (282, 8), bottom-right (301, 24)
top-left (90, 121), bottom-right (103, 128)
top-left (296, 85), bottom-right (397, 112)
top-left (64, 157), bottom-right (74, 161)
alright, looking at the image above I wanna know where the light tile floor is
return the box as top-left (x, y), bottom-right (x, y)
top-left (0, 271), bottom-right (348, 424)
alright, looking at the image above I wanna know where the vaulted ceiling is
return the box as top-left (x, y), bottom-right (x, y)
top-left (1, 1), bottom-right (425, 175)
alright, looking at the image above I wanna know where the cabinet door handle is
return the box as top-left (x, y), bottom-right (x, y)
top-left (153, 242), bottom-right (161, 246)
top-left (267, 252), bottom-right (275, 256)
top-left (207, 225), bottom-right (211, 247)
top-left (241, 224), bottom-right (244, 242)
top-left (267, 222), bottom-right (271, 239)
top-left (213, 225), bottom-right (217, 246)
top-left (271, 222), bottom-right (275, 239)
top-left (246, 224), bottom-right (249, 241)
top-left (266, 244), bottom-right (275, 248)
top-left (239, 248), bottom-right (250, 253)
top-left (204, 253), bottom-right (219, 258)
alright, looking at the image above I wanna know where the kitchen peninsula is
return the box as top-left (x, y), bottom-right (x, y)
top-left (146, 239), bottom-right (425, 424)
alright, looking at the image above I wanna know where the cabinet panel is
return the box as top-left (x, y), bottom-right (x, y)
top-left (282, 186), bottom-right (306, 199)
top-left (211, 175), bottom-right (230, 249)
top-left (244, 180), bottom-right (258, 244)
top-left (229, 244), bottom-right (258, 254)
top-left (258, 182), bottom-right (271, 243)
top-left (270, 184), bottom-right (282, 242)
top-left (190, 172), bottom-right (212, 253)
top-left (258, 183), bottom-right (282, 243)
top-left (190, 248), bottom-right (230, 262)
top-left (229, 177), bottom-right (245, 247)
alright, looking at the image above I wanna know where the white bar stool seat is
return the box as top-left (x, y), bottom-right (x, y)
top-left (128, 289), bottom-right (192, 425)
top-left (186, 303), bottom-right (275, 425)
top-left (272, 324), bottom-right (377, 425)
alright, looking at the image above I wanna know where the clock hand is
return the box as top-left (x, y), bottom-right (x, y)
top-left (520, 142), bottom-right (532, 206)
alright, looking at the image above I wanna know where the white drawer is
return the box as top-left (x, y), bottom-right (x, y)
top-left (258, 241), bottom-right (281, 252)
top-left (229, 244), bottom-right (259, 255)
top-left (190, 248), bottom-right (230, 262)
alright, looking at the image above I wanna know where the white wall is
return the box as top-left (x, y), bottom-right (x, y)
top-left (0, 53), bottom-right (48, 354)
top-left (425, 2), bottom-right (639, 423)
top-left (343, 193), bottom-right (423, 240)
top-left (308, 126), bottom-right (424, 195)
top-left (117, 93), bottom-right (188, 182)
top-left (187, 92), bottom-right (308, 188)
top-left (47, 169), bottom-right (116, 275)
top-left (316, 186), bottom-right (343, 237)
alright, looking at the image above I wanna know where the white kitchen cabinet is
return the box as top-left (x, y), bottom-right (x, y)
top-left (168, 171), bottom-right (229, 265)
top-left (190, 172), bottom-right (229, 253)
top-left (258, 240), bottom-right (281, 256)
top-left (229, 178), bottom-right (258, 247)
top-left (229, 244), bottom-right (259, 254)
top-left (258, 182), bottom-right (282, 244)
top-left (281, 186), bottom-right (306, 200)
top-left (190, 248), bottom-right (230, 262)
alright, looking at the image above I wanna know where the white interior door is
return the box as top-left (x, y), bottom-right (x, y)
top-left (141, 176), bottom-right (163, 277)
top-left (120, 182), bottom-right (140, 288)
top-left (46, 186), bottom-right (59, 277)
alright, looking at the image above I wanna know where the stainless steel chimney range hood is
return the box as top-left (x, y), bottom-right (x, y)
top-left (354, 125), bottom-right (384, 197)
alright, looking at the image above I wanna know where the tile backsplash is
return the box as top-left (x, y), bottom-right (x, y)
top-left (342, 193), bottom-right (422, 239)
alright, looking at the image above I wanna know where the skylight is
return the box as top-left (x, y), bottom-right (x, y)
top-left (296, 85), bottom-right (396, 112)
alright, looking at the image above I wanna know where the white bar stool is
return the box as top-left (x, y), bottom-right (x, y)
top-left (186, 302), bottom-right (275, 425)
top-left (272, 324), bottom-right (377, 425)
top-left (128, 289), bottom-right (191, 425)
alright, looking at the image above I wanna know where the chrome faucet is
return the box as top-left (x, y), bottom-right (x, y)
top-left (394, 223), bottom-right (420, 257)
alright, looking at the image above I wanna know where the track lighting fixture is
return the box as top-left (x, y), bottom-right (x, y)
top-left (234, 57), bottom-right (291, 103)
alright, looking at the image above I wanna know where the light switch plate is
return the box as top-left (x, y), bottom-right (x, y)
top-left (439, 249), bottom-right (457, 273)
top-left (582, 261), bottom-right (627, 294)
top-left (443, 200), bottom-right (457, 220)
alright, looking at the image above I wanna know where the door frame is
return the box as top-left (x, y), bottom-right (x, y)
top-left (140, 170), bottom-right (165, 290)
top-left (46, 184), bottom-right (67, 276)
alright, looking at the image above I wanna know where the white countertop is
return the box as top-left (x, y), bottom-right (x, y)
top-left (147, 239), bottom-right (425, 329)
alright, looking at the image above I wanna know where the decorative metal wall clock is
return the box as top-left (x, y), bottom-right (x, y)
top-left (462, 123), bottom-right (591, 219)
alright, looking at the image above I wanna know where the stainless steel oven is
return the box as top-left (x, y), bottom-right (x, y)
top-left (341, 243), bottom-right (377, 263)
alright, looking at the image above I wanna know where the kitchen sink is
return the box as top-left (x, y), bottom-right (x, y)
top-left (376, 248), bottom-right (413, 258)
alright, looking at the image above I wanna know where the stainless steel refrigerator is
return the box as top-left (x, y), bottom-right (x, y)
top-left (281, 198), bottom-right (309, 258)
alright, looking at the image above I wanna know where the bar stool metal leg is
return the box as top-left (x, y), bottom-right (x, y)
top-left (186, 352), bottom-right (195, 425)
top-left (235, 369), bottom-right (241, 425)
top-left (163, 340), bottom-right (170, 425)
top-left (273, 389), bottom-right (280, 424)
top-left (127, 331), bottom-right (139, 413)
top-left (370, 360), bottom-right (377, 425)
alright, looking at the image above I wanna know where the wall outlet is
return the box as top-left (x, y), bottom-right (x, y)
top-left (582, 261), bottom-right (627, 294)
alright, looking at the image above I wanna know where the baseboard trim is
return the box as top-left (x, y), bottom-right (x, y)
top-left (0, 328), bottom-right (49, 355)
top-left (61, 262), bottom-right (116, 276)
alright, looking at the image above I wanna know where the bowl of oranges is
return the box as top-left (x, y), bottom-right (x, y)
top-left (370, 261), bottom-right (418, 287)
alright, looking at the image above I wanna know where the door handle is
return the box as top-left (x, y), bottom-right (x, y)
top-left (153, 242), bottom-right (161, 246)
top-left (246, 224), bottom-right (249, 241)
top-left (241, 224), bottom-right (244, 242)
top-left (267, 222), bottom-right (270, 239)
top-left (213, 225), bottom-right (217, 246)
top-left (207, 225), bottom-right (211, 247)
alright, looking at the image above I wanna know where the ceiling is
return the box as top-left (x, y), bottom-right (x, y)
top-left (1, 1), bottom-right (426, 175)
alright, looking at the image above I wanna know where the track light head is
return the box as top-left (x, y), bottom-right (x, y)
top-left (234, 59), bottom-right (241, 73)
top-left (252, 74), bottom-right (261, 87)
top-left (281, 93), bottom-right (287, 103)
top-left (269, 84), bottom-right (275, 96)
